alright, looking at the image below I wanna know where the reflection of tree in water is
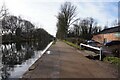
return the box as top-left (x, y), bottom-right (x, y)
top-left (16, 42), bottom-right (21, 51)
top-left (1, 42), bottom-right (36, 79)
top-left (1, 65), bottom-right (10, 80)
top-left (1, 41), bottom-right (49, 79)
top-left (2, 42), bottom-right (35, 65)
top-left (36, 41), bottom-right (48, 50)
top-left (3, 43), bottom-right (22, 65)
top-left (24, 42), bottom-right (34, 60)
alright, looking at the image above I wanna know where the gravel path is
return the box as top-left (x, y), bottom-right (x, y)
top-left (22, 40), bottom-right (118, 79)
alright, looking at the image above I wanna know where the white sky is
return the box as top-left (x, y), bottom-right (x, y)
top-left (0, 0), bottom-right (119, 36)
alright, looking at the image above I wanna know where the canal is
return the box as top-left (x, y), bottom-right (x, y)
top-left (0, 41), bottom-right (52, 79)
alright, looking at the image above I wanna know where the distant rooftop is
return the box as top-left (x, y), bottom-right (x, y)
top-left (100, 26), bottom-right (120, 34)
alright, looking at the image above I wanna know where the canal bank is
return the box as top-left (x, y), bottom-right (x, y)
top-left (0, 41), bottom-right (53, 79)
top-left (22, 40), bottom-right (118, 78)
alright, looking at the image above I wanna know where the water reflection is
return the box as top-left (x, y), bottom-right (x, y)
top-left (0, 41), bottom-right (49, 80)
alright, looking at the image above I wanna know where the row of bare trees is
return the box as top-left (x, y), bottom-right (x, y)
top-left (0, 5), bottom-right (53, 43)
top-left (56, 2), bottom-right (118, 40)
top-left (68, 17), bottom-right (101, 40)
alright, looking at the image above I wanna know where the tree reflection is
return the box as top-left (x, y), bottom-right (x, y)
top-left (1, 41), bottom-right (48, 79)
top-left (16, 42), bottom-right (21, 51)
top-left (1, 65), bottom-right (10, 80)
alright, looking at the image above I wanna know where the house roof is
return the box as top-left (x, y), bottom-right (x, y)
top-left (99, 26), bottom-right (120, 34)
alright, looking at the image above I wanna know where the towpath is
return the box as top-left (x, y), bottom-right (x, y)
top-left (22, 40), bottom-right (118, 79)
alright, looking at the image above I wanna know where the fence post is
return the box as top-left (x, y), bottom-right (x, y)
top-left (99, 47), bottom-right (102, 60)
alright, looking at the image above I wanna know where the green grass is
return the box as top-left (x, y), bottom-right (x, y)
top-left (103, 57), bottom-right (120, 66)
top-left (63, 40), bottom-right (120, 66)
top-left (63, 40), bottom-right (81, 50)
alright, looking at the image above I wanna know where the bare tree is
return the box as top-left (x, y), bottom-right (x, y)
top-left (0, 4), bottom-right (9, 34)
top-left (72, 17), bottom-right (101, 40)
top-left (104, 25), bottom-right (108, 29)
top-left (111, 19), bottom-right (118, 26)
top-left (56, 2), bottom-right (77, 39)
top-left (0, 4), bottom-right (9, 19)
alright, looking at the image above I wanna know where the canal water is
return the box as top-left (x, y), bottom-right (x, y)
top-left (0, 41), bottom-right (52, 79)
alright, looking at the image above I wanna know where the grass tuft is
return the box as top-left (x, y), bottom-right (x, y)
top-left (63, 40), bottom-right (81, 50)
top-left (103, 57), bottom-right (120, 65)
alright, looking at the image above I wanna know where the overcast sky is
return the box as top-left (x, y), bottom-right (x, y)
top-left (0, 0), bottom-right (119, 36)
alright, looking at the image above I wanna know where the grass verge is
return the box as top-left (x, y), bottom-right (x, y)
top-left (103, 57), bottom-right (120, 66)
top-left (63, 40), bottom-right (81, 50)
top-left (64, 40), bottom-right (120, 66)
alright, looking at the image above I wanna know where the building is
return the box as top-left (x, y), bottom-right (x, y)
top-left (92, 26), bottom-right (120, 44)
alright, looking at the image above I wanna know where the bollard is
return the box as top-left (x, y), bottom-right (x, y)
top-left (99, 47), bottom-right (102, 60)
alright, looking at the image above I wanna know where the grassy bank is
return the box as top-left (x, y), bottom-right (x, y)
top-left (103, 57), bottom-right (120, 66)
top-left (63, 40), bottom-right (120, 65)
top-left (63, 40), bottom-right (81, 50)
